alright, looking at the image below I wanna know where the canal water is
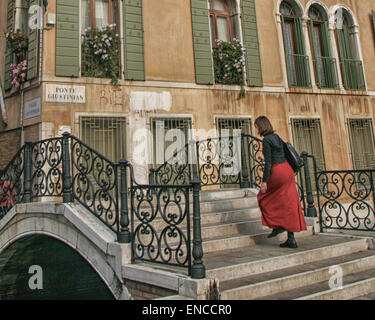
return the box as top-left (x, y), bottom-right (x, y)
top-left (0, 235), bottom-right (115, 300)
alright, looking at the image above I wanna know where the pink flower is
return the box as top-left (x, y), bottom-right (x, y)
top-left (21, 73), bottom-right (26, 78)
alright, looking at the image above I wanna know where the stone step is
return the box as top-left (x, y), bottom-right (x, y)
top-left (200, 196), bottom-right (259, 214)
top-left (142, 207), bottom-right (261, 233)
top-left (351, 290), bottom-right (375, 300)
top-left (200, 219), bottom-right (265, 240)
top-left (200, 188), bottom-right (258, 202)
top-left (219, 250), bottom-right (375, 300)
top-left (201, 225), bottom-right (314, 254)
top-left (296, 274), bottom-right (375, 300)
top-left (206, 236), bottom-right (369, 282)
top-left (146, 195), bottom-right (259, 215)
top-left (262, 266), bottom-right (375, 300)
top-left (154, 295), bottom-right (194, 300)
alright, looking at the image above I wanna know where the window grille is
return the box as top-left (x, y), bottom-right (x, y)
top-left (216, 118), bottom-right (252, 135)
top-left (291, 119), bottom-right (325, 169)
top-left (291, 119), bottom-right (326, 192)
top-left (348, 119), bottom-right (375, 170)
top-left (151, 118), bottom-right (192, 165)
top-left (79, 116), bottom-right (126, 162)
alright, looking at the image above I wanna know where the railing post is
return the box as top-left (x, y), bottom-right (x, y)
top-left (191, 177), bottom-right (205, 279)
top-left (189, 139), bottom-right (199, 181)
top-left (149, 168), bottom-right (155, 185)
top-left (23, 141), bottom-right (33, 203)
top-left (62, 132), bottom-right (73, 203)
top-left (240, 133), bottom-right (250, 188)
top-left (118, 159), bottom-right (131, 243)
top-left (301, 152), bottom-right (317, 217)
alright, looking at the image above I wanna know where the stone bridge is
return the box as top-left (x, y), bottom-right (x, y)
top-left (0, 201), bottom-right (214, 300)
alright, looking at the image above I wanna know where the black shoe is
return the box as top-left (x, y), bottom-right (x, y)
top-left (267, 227), bottom-right (285, 238)
top-left (280, 239), bottom-right (298, 248)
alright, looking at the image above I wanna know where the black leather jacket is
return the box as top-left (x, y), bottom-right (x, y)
top-left (262, 133), bottom-right (287, 183)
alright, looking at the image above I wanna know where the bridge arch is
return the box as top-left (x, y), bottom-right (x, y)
top-left (0, 203), bottom-right (132, 300)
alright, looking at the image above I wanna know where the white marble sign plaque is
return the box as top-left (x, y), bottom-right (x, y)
top-left (24, 97), bottom-right (41, 119)
top-left (46, 84), bottom-right (86, 103)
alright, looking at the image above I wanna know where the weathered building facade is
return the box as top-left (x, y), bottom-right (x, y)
top-left (1, 0), bottom-right (375, 179)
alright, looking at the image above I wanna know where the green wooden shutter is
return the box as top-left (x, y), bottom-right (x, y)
top-left (321, 21), bottom-right (338, 89)
top-left (190, 0), bottom-right (214, 85)
top-left (27, 0), bottom-right (40, 80)
top-left (123, 0), bottom-right (145, 81)
top-left (371, 11), bottom-right (375, 39)
top-left (295, 18), bottom-right (311, 87)
top-left (56, 0), bottom-right (79, 77)
top-left (240, 0), bottom-right (263, 87)
top-left (4, 0), bottom-right (15, 90)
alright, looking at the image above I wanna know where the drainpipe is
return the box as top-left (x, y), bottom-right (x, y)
top-left (0, 82), bottom-right (7, 125)
top-left (19, 4), bottom-right (44, 147)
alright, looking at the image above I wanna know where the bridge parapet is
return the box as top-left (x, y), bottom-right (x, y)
top-left (0, 201), bottom-right (132, 300)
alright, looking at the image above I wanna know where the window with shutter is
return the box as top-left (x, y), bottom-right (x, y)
top-left (307, 5), bottom-right (338, 89)
top-left (280, 1), bottom-right (311, 88)
top-left (334, 9), bottom-right (365, 91)
top-left (80, 0), bottom-right (121, 82)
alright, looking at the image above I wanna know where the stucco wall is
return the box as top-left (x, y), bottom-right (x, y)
top-left (143, 0), bottom-right (196, 82)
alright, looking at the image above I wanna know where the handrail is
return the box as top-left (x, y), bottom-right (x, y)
top-left (0, 133), bottom-right (205, 278)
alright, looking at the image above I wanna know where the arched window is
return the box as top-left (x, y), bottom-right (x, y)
top-left (334, 8), bottom-right (365, 90)
top-left (209, 0), bottom-right (232, 45)
top-left (280, 1), bottom-right (311, 88)
top-left (307, 5), bottom-right (338, 89)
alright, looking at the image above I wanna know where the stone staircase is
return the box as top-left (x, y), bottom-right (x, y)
top-left (131, 188), bottom-right (375, 300)
top-left (196, 188), bottom-right (316, 253)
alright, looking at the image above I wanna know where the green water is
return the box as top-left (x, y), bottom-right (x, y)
top-left (0, 235), bottom-right (115, 300)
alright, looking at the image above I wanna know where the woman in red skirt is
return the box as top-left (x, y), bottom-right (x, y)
top-left (255, 116), bottom-right (306, 248)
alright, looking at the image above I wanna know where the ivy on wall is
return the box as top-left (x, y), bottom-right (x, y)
top-left (212, 39), bottom-right (246, 99)
top-left (81, 25), bottom-right (120, 86)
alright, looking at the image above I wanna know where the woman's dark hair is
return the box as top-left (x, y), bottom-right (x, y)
top-left (254, 116), bottom-right (274, 136)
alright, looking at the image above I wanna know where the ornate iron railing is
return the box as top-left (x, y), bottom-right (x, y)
top-left (340, 59), bottom-right (366, 91)
top-left (0, 133), bottom-right (206, 278)
top-left (70, 136), bottom-right (120, 233)
top-left (131, 184), bottom-right (192, 269)
top-left (300, 153), bottom-right (375, 231)
top-left (313, 56), bottom-right (339, 90)
top-left (0, 146), bottom-right (25, 218)
top-left (151, 134), bottom-right (264, 189)
top-left (31, 137), bottom-right (63, 198)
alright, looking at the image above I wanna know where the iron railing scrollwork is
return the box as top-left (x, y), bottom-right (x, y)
top-left (299, 153), bottom-right (375, 232)
top-left (0, 133), bottom-right (206, 278)
top-left (151, 133), bottom-right (265, 189)
top-left (0, 146), bottom-right (25, 218)
top-left (70, 135), bottom-right (120, 233)
top-left (131, 184), bottom-right (192, 270)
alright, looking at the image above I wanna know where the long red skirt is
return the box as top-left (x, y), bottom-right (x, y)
top-left (257, 161), bottom-right (307, 233)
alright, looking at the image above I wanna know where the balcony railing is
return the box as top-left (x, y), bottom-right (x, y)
top-left (340, 59), bottom-right (366, 91)
top-left (313, 56), bottom-right (339, 89)
top-left (286, 53), bottom-right (312, 88)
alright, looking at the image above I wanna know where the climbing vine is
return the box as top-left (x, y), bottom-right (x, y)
top-left (81, 24), bottom-right (120, 86)
top-left (212, 39), bottom-right (246, 99)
